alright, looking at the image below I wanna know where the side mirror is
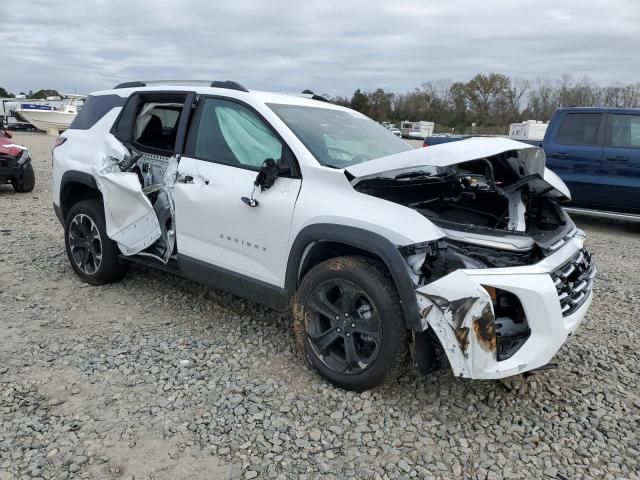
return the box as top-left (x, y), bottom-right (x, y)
top-left (242, 156), bottom-right (292, 208)
top-left (254, 158), bottom-right (289, 192)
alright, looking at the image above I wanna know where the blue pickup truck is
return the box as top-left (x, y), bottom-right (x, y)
top-left (424, 108), bottom-right (640, 219)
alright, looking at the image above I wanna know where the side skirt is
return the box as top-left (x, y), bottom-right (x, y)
top-left (122, 253), bottom-right (290, 312)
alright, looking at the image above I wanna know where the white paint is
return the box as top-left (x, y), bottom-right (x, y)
top-left (173, 156), bottom-right (302, 286)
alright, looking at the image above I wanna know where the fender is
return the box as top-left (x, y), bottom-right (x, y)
top-left (58, 170), bottom-right (101, 223)
top-left (60, 170), bottom-right (99, 192)
top-left (285, 223), bottom-right (420, 330)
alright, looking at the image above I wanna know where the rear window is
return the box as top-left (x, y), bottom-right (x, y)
top-left (556, 113), bottom-right (602, 146)
top-left (68, 94), bottom-right (126, 130)
top-left (606, 114), bottom-right (640, 148)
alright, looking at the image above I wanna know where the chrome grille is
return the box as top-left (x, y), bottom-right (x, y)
top-left (551, 249), bottom-right (596, 316)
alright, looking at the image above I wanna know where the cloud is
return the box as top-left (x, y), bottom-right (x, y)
top-left (1, 0), bottom-right (639, 96)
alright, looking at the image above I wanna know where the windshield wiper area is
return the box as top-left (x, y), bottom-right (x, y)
top-left (394, 170), bottom-right (451, 180)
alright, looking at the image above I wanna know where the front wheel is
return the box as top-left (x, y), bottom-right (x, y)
top-left (11, 163), bottom-right (35, 192)
top-left (292, 256), bottom-right (408, 391)
top-left (64, 200), bottom-right (128, 285)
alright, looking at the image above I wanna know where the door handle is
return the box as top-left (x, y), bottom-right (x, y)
top-left (176, 174), bottom-right (210, 185)
top-left (550, 152), bottom-right (568, 159)
top-left (606, 155), bottom-right (629, 162)
top-left (177, 174), bottom-right (194, 184)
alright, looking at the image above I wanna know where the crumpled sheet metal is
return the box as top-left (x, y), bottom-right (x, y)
top-left (93, 134), bottom-right (162, 256)
top-left (95, 172), bottom-right (162, 255)
top-left (416, 270), bottom-right (496, 378)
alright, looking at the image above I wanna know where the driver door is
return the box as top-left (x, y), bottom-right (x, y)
top-left (173, 97), bottom-right (301, 288)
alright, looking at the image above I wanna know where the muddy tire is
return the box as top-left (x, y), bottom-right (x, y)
top-left (11, 163), bottom-right (35, 192)
top-left (292, 256), bottom-right (408, 391)
top-left (64, 200), bottom-right (128, 285)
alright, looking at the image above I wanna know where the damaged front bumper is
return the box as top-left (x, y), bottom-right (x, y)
top-left (416, 234), bottom-right (595, 379)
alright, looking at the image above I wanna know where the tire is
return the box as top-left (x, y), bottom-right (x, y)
top-left (64, 199), bottom-right (128, 285)
top-left (292, 256), bottom-right (408, 391)
top-left (11, 163), bottom-right (35, 192)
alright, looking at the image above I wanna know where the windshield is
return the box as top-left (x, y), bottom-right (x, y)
top-left (268, 103), bottom-right (411, 167)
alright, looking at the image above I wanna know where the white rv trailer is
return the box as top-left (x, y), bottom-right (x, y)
top-left (400, 120), bottom-right (434, 139)
top-left (509, 120), bottom-right (549, 141)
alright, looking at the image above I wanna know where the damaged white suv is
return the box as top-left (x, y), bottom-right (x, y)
top-left (52, 80), bottom-right (595, 391)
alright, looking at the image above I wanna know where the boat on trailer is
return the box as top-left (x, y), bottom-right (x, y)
top-left (16, 95), bottom-right (85, 134)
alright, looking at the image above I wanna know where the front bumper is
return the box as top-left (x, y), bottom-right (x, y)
top-left (0, 151), bottom-right (31, 180)
top-left (416, 234), bottom-right (594, 379)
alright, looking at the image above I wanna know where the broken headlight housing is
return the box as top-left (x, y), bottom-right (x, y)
top-left (400, 238), bottom-right (542, 286)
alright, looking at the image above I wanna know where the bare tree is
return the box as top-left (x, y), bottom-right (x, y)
top-left (338, 73), bottom-right (640, 132)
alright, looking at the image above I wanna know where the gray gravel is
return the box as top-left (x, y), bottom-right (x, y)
top-left (1, 132), bottom-right (638, 480)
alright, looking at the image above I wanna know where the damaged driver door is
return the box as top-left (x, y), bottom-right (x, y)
top-left (98, 91), bottom-right (196, 262)
top-left (173, 97), bottom-right (301, 287)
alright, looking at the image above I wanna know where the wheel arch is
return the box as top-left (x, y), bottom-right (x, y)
top-left (285, 223), bottom-right (420, 330)
top-left (60, 170), bottom-right (102, 221)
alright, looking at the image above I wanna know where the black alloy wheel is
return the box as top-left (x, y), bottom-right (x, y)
top-left (306, 278), bottom-right (382, 375)
top-left (63, 200), bottom-right (128, 285)
top-left (293, 256), bottom-right (408, 391)
top-left (68, 213), bottom-right (103, 275)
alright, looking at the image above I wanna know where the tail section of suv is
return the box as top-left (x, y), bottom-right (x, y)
top-left (52, 80), bottom-right (595, 391)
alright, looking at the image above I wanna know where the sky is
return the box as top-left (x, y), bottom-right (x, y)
top-left (1, 0), bottom-right (639, 96)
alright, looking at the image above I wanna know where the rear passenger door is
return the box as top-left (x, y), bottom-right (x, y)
top-left (600, 112), bottom-right (640, 213)
top-left (173, 96), bottom-right (301, 287)
top-left (545, 112), bottom-right (605, 207)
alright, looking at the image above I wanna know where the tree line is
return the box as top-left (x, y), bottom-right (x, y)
top-left (0, 88), bottom-right (60, 99)
top-left (328, 73), bottom-right (640, 134)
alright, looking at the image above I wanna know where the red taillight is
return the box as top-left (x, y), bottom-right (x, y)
top-left (53, 136), bottom-right (67, 149)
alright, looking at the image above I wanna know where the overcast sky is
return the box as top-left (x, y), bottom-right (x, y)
top-left (1, 0), bottom-right (639, 96)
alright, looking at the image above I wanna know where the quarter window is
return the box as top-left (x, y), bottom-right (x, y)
top-left (606, 114), bottom-right (640, 148)
top-left (194, 98), bottom-right (283, 168)
top-left (556, 113), bottom-right (602, 146)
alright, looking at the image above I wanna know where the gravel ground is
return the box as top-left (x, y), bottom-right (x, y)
top-left (0, 132), bottom-right (638, 480)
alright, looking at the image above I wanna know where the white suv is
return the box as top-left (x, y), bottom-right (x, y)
top-left (52, 80), bottom-right (595, 391)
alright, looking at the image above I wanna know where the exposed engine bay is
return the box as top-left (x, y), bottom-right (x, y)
top-left (347, 141), bottom-right (593, 376)
top-left (352, 148), bottom-right (576, 258)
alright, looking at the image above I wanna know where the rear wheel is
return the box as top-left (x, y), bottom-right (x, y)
top-left (11, 163), bottom-right (35, 192)
top-left (64, 200), bottom-right (128, 285)
top-left (293, 256), bottom-right (408, 391)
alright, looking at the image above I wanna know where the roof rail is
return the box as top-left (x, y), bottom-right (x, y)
top-left (114, 80), bottom-right (250, 92)
top-left (114, 81), bottom-right (147, 89)
top-left (299, 90), bottom-right (332, 104)
top-left (210, 80), bottom-right (249, 92)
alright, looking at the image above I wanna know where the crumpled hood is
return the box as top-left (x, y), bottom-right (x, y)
top-left (345, 137), bottom-right (570, 200)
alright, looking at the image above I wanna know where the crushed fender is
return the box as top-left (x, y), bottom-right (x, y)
top-left (415, 270), bottom-right (496, 378)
